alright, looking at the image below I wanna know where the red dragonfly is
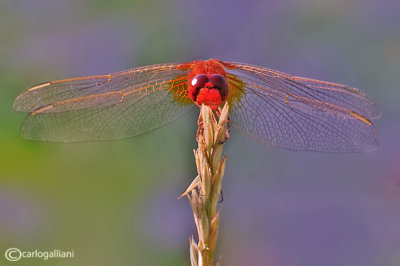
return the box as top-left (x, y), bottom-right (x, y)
top-left (13, 59), bottom-right (380, 152)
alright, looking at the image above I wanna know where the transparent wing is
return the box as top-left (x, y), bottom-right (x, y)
top-left (14, 63), bottom-right (195, 142)
top-left (14, 63), bottom-right (189, 113)
top-left (225, 61), bottom-right (379, 152)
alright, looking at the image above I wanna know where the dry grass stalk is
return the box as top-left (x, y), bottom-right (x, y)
top-left (180, 102), bottom-right (229, 266)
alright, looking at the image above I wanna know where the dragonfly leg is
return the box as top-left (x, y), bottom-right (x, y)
top-left (218, 188), bottom-right (224, 203)
top-left (196, 111), bottom-right (204, 142)
top-left (225, 117), bottom-right (230, 141)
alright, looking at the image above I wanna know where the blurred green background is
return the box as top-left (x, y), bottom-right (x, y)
top-left (1, 0), bottom-right (399, 265)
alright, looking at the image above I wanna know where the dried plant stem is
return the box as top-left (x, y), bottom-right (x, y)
top-left (180, 102), bottom-right (229, 266)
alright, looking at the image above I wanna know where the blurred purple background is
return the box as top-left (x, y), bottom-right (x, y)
top-left (1, 0), bottom-right (399, 265)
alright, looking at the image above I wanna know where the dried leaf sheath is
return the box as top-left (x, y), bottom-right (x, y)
top-left (181, 103), bottom-right (229, 266)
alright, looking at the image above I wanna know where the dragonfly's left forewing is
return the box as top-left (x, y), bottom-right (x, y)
top-left (224, 61), bottom-right (379, 152)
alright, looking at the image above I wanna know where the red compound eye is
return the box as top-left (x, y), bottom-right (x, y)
top-left (209, 74), bottom-right (229, 100)
top-left (191, 74), bottom-right (209, 90)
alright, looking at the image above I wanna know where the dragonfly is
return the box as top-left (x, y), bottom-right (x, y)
top-left (13, 59), bottom-right (380, 152)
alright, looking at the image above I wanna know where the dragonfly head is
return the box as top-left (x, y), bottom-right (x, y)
top-left (189, 74), bottom-right (229, 110)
